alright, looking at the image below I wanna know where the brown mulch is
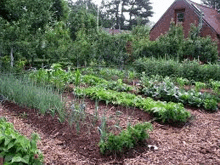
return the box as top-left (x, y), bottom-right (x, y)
top-left (0, 94), bottom-right (220, 164)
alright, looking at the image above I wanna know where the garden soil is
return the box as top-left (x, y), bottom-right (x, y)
top-left (0, 93), bottom-right (220, 164)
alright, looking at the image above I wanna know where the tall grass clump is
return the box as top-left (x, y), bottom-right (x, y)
top-left (0, 74), bottom-right (65, 121)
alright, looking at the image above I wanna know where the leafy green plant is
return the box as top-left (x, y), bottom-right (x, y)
top-left (99, 122), bottom-right (152, 154)
top-left (195, 82), bottom-right (206, 92)
top-left (176, 77), bottom-right (189, 88)
top-left (74, 69), bottom-right (81, 87)
top-left (0, 117), bottom-right (43, 164)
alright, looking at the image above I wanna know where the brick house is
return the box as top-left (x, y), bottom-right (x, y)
top-left (150, 0), bottom-right (220, 55)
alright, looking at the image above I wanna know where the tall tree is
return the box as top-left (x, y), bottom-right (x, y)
top-left (100, 0), bottom-right (153, 30)
top-left (100, 0), bottom-right (121, 29)
top-left (202, 0), bottom-right (220, 12)
top-left (125, 0), bottom-right (153, 30)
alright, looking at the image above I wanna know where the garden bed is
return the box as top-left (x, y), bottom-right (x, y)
top-left (1, 93), bottom-right (220, 164)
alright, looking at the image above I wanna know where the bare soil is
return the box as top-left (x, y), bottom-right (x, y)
top-left (0, 93), bottom-right (220, 165)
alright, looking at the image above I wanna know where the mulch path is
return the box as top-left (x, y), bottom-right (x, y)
top-left (0, 93), bottom-right (220, 164)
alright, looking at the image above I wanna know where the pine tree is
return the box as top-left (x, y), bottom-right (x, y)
top-left (126, 0), bottom-right (153, 30)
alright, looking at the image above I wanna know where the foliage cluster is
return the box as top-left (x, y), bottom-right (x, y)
top-left (99, 122), bottom-right (152, 154)
top-left (133, 57), bottom-right (220, 82)
top-left (0, 117), bottom-right (43, 164)
top-left (141, 75), bottom-right (218, 111)
top-left (29, 63), bottom-right (74, 90)
top-left (70, 30), bottom-right (132, 67)
top-left (74, 87), bottom-right (191, 123)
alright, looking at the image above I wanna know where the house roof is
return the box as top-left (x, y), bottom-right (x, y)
top-left (187, 0), bottom-right (220, 35)
top-left (151, 0), bottom-right (220, 35)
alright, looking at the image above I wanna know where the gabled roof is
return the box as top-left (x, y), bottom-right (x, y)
top-left (187, 0), bottom-right (220, 35)
top-left (151, 0), bottom-right (220, 35)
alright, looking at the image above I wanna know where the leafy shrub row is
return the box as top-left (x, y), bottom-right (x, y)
top-left (99, 122), bottom-right (152, 154)
top-left (0, 117), bottom-right (43, 164)
top-left (74, 87), bottom-right (191, 123)
top-left (133, 58), bottom-right (220, 82)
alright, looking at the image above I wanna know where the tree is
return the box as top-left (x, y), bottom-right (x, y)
top-left (125, 0), bottom-right (153, 30)
top-left (100, 0), bottom-right (153, 30)
top-left (67, 7), bottom-right (97, 41)
top-left (0, 0), bottom-right (71, 68)
top-left (202, 0), bottom-right (220, 12)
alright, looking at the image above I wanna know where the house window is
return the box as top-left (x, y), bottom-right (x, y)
top-left (177, 12), bottom-right (184, 22)
top-left (175, 9), bottom-right (185, 23)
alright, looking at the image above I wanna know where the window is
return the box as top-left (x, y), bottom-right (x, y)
top-left (177, 12), bottom-right (184, 22)
top-left (175, 9), bottom-right (185, 23)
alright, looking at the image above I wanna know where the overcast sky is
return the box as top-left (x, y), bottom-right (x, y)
top-left (89, 0), bottom-right (202, 23)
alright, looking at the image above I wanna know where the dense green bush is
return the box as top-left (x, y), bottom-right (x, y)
top-left (0, 117), bottom-right (43, 164)
top-left (133, 57), bottom-right (220, 82)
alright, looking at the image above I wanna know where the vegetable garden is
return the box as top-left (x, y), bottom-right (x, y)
top-left (0, 60), bottom-right (220, 164)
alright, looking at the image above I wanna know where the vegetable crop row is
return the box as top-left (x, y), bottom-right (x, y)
top-left (74, 87), bottom-right (191, 123)
top-left (140, 76), bottom-right (219, 111)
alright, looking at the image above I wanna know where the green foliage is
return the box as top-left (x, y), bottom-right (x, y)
top-left (141, 75), bottom-right (218, 111)
top-left (134, 22), bottom-right (218, 63)
top-left (99, 122), bottom-right (152, 154)
top-left (68, 8), bottom-right (97, 41)
top-left (75, 69), bottom-right (81, 87)
top-left (43, 22), bottom-right (73, 62)
top-left (29, 64), bottom-right (74, 90)
top-left (0, 117), bottom-right (43, 164)
top-left (133, 57), bottom-right (220, 82)
top-left (93, 31), bottom-right (132, 66)
top-left (0, 74), bottom-right (65, 121)
top-left (82, 75), bottom-right (108, 86)
top-left (74, 87), bottom-right (191, 123)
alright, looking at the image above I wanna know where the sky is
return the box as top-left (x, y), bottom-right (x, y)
top-left (89, 0), bottom-right (202, 23)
